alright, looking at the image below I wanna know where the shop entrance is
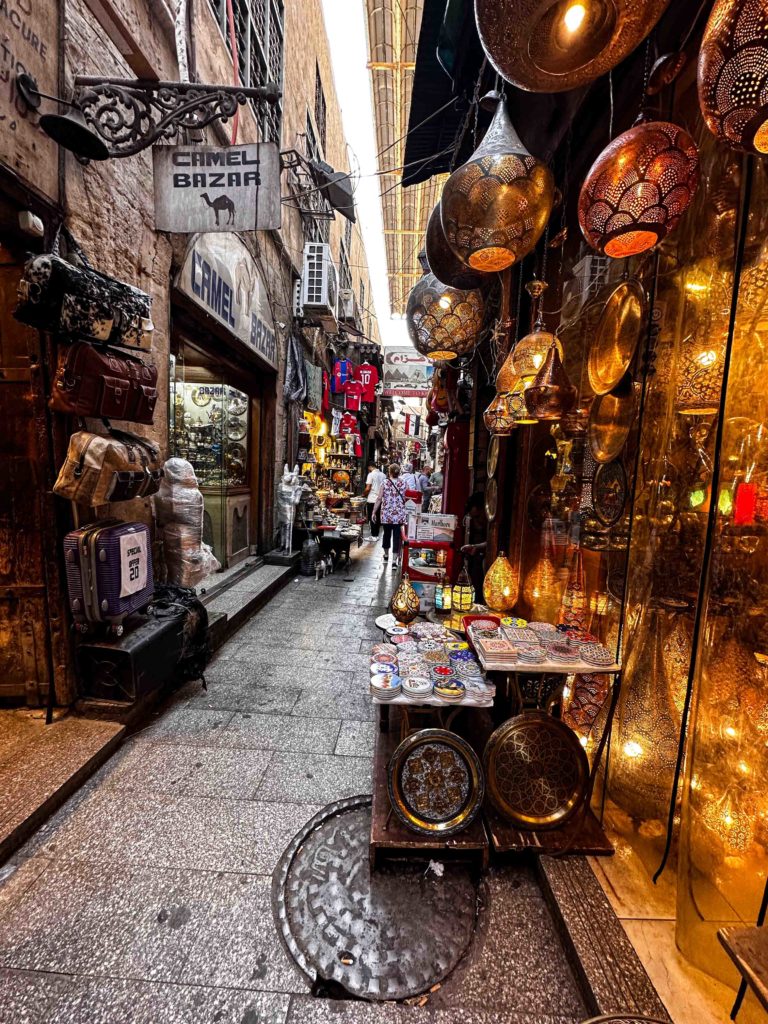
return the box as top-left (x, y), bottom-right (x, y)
top-left (170, 320), bottom-right (271, 569)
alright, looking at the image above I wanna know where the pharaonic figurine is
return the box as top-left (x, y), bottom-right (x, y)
top-left (277, 463), bottom-right (302, 555)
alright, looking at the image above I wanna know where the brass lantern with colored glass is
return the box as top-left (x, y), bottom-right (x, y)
top-left (475, 0), bottom-right (671, 93)
top-left (452, 564), bottom-right (475, 613)
top-left (484, 391), bottom-right (517, 436)
top-left (699, 0), bottom-right (768, 155)
top-left (578, 118), bottom-right (700, 259)
top-left (441, 97), bottom-right (554, 273)
top-left (406, 273), bottom-right (485, 362)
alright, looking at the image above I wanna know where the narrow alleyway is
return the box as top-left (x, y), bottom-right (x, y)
top-left (0, 541), bottom-right (587, 1023)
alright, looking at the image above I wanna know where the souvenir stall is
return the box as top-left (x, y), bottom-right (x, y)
top-left (370, 2), bottom-right (768, 1013)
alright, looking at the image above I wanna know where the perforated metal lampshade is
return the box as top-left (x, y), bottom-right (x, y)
top-left (425, 203), bottom-right (485, 290)
top-left (406, 273), bottom-right (485, 362)
top-left (497, 328), bottom-right (563, 390)
top-left (475, 0), bottom-right (672, 93)
top-left (699, 0), bottom-right (768, 154)
top-left (578, 119), bottom-right (700, 259)
top-left (441, 98), bottom-right (554, 273)
top-left (484, 391), bottom-right (517, 435)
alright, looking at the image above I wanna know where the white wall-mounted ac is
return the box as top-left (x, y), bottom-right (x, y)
top-left (301, 242), bottom-right (339, 331)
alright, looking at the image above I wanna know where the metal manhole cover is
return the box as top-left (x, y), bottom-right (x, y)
top-left (272, 796), bottom-right (478, 1001)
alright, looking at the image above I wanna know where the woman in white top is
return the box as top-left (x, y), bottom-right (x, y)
top-left (363, 462), bottom-right (386, 539)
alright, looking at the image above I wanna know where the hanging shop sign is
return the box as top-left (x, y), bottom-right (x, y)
top-left (177, 232), bottom-right (277, 370)
top-left (0, 0), bottom-right (60, 201)
top-left (383, 347), bottom-right (434, 398)
top-left (154, 143), bottom-right (281, 233)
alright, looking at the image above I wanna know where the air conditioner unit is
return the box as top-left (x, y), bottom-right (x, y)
top-left (301, 242), bottom-right (339, 331)
top-left (338, 287), bottom-right (358, 324)
top-left (293, 277), bottom-right (303, 319)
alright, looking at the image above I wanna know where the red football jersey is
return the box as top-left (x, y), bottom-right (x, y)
top-left (354, 362), bottom-right (379, 403)
top-left (340, 411), bottom-right (358, 434)
top-left (343, 379), bottom-right (364, 411)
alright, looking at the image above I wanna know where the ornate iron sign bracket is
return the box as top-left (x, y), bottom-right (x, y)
top-left (72, 77), bottom-right (281, 158)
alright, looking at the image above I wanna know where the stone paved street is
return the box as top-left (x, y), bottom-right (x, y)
top-left (0, 541), bottom-right (587, 1023)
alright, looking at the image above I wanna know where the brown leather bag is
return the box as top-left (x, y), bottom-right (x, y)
top-left (49, 342), bottom-right (158, 424)
top-left (53, 429), bottom-right (163, 506)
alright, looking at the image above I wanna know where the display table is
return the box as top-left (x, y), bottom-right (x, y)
top-left (309, 525), bottom-right (362, 568)
top-left (476, 649), bottom-right (621, 676)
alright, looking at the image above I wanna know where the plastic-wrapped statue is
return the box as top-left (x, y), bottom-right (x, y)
top-left (277, 463), bottom-right (302, 554)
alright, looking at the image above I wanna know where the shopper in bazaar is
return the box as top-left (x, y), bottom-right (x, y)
top-left (363, 461), bottom-right (386, 540)
top-left (372, 463), bottom-right (408, 569)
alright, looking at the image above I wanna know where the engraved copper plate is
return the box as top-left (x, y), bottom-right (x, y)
top-left (483, 712), bottom-right (589, 829)
top-left (588, 280), bottom-right (646, 396)
top-left (487, 435), bottom-right (499, 479)
top-left (592, 460), bottom-right (628, 527)
top-left (485, 477), bottom-right (498, 521)
top-left (388, 729), bottom-right (484, 836)
top-left (588, 375), bottom-right (635, 464)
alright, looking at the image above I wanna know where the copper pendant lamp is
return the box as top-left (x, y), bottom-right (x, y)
top-left (441, 96), bottom-right (555, 273)
top-left (484, 391), bottom-right (517, 435)
top-left (475, 0), bottom-right (672, 94)
top-left (578, 118), bottom-right (700, 259)
top-left (425, 203), bottom-right (485, 290)
top-left (699, 0), bottom-right (768, 154)
top-left (524, 340), bottom-right (577, 420)
top-left (405, 273), bottom-right (485, 362)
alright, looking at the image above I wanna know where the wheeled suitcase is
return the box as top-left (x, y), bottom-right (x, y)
top-left (64, 520), bottom-right (154, 636)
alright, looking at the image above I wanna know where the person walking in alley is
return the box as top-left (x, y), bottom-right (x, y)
top-left (373, 463), bottom-right (408, 569)
top-left (363, 461), bottom-right (386, 542)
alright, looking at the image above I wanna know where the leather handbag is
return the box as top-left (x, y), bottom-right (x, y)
top-left (49, 342), bottom-right (158, 424)
top-left (14, 227), bottom-right (154, 351)
top-left (54, 429), bottom-right (164, 506)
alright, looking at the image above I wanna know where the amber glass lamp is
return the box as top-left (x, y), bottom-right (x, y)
top-left (523, 518), bottom-right (562, 622)
top-left (508, 376), bottom-right (539, 425)
top-left (441, 96), bottom-right (554, 272)
top-left (483, 552), bottom-right (519, 612)
top-left (475, 0), bottom-right (671, 93)
top-left (390, 573), bottom-right (420, 625)
top-left (699, 0), bottom-right (768, 154)
top-left (406, 273), bottom-right (484, 361)
top-left (425, 203), bottom-right (485, 290)
top-left (578, 118), bottom-right (700, 259)
top-left (452, 564), bottom-right (475, 612)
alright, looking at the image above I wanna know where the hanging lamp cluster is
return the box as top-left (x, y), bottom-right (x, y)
top-left (405, 272), bottom-right (485, 362)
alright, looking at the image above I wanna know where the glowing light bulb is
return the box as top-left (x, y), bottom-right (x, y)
top-left (738, 761), bottom-right (750, 775)
top-left (579, 735), bottom-right (588, 748)
top-left (696, 349), bottom-right (717, 367)
top-left (563, 2), bottom-right (587, 33)
top-left (438, 296), bottom-right (451, 310)
top-left (532, 353), bottom-right (544, 369)
top-left (725, 725), bottom-right (737, 738)
top-left (623, 740), bottom-right (643, 759)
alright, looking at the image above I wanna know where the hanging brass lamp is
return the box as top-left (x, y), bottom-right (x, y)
top-left (425, 203), bottom-right (485, 290)
top-left (699, 0), bottom-right (768, 154)
top-left (484, 391), bottom-right (517, 435)
top-left (475, 0), bottom-right (672, 93)
top-left (483, 552), bottom-right (519, 612)
top-left (508, 375), bottom-right (540, 425)
top-left (390, 573), bottom-right (420, 625)
top-left (524, 339), bottom-right (577, 420)
top-left (440, 95), bottom-right (554, 272)
top-left (578, 118), bottom-right (700, 259)
top-left (405, 273), bottom-right (485, 361)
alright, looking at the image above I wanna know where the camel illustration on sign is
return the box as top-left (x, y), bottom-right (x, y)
top-left (201, 193), bottom-right (235, 226)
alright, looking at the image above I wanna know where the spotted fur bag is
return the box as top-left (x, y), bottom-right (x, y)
top-left (14, 227), bottom-right (154, 351)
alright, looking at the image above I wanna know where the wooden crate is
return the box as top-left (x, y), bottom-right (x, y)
top-left (484, 803), bottom-right (614, 857)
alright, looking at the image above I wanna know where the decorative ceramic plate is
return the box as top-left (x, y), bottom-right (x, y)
top-left (370, 662), bottom-right (397, 676)
top-left (487, 435), bottom-right (500, 479)
top-left (372, 643), bottom-right (397, 656)
top-left (227, 392), bottom-right (248, 416)
top-left (580, 643), bottom-right (616, 667)
top-left (431, 665), bottom-right (456, 680)
top-left (227, 417), bottom-right (247, 442)
top-left (527, 622), bottom-right (558, 636)
top-left (483, 713), bottom-right (589, 829)
top-left (435, 680), bottom-right (466, 702)
top-left (592, 460), bottom-right (628, 527)
top-left (387, 729), bottom-right (484, 836)
top-left (501, 617), bottom-right (528, 628)
top-left (445, 641), bottom-right (469, 652)
top-left (546, 642), bottom-right (578, 662)
top-left (402, 678), bottom-right (433, 700)
top-left (485, 478), bottom-right (498, 522)
top-left (588, 280), bottom-right (646, 396)
top-left (386, 625), bottom-right (410, 637)
top-left (191, 387), bottom-right (211, 407)
top-left (588, 375), bottom-right (635, 464)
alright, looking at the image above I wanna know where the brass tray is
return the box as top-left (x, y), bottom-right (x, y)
top-left (592, 460), bottom-right (628, 527)
top-left (485, 478), bottom-right (498, 522)
top-left (588, 375), bottom-right (635, 464)
top-left (588, 280), bottom-right (646, 396)
top-left (483, 712), bottom-right (589, 830)
top-left (487, 435), bottom-right (499, 479)
top-left (387, 729), bottom-right (485, 836)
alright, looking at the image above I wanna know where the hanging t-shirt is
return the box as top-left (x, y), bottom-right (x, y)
top-left (340, 411), bottom-right (358, 434)
top-left (355, 362), bottom-right (379, 403)
top-left (343, 379), bottom-right (365, 412)
top-left (332, 359), bottom-right (353, 393)
top-left (353, 433), bottom-right (363, 458)
top-left (331, 407), bottom-right (343, 437)
top-left (322, 370), bottom-right (331, 412)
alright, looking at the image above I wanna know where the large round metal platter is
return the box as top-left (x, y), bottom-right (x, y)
top-left (483, 712), bottom-right (589, 829)
top-left (588, 375), bottom-right (635, 464)
top-left (487, 435), bottom-right (500, 478)
top-left (592, 460), bottom-right (628, 527)
top-left (388, 729), bottom-right (484, 836)
top-left (588, 280), bottom-right (646, 396)
top-left (273, 797), bottom-right (478, 1001)
top-left (485, 477), bottom-right (498, 522)
top-left (226, 417), bottom-right (247, 441)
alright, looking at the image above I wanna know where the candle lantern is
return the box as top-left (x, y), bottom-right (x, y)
top-left (390, 573), bottom-right (420, 625)
top-left (578, 119), bottom-right (700, 259)
top-left (406, 273), bottom-right (485, 362)
top-left (452, 564), bottom-right (475, 613)
top-left (441, 96), bottom-right (554, 272)
top-left (524, 340), bottom-right (577, 420)
top-left (483, 391), bottom-right (517, 436)
top-left (483, 552), bottom-right (520, 612)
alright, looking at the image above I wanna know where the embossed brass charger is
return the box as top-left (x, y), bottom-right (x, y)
top-left (588, 280), bottom-right (646, 395)
top-left (388, 728), bottom-right (485, 836)
top-left (487, 435), bottom-right (499, 478)
top-left (483, 712), bottom-right (589, 829)
top-left (588, 374), bottom-right (635, 463)
top-left (485, 477), bottom-right (498, 521)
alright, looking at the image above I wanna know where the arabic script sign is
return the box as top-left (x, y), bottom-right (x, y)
top-left (382, 347), bottom-right (434, 397)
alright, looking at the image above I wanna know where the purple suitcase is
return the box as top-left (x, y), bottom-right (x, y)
top-left (64, 520), bottom-right (154, 636)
